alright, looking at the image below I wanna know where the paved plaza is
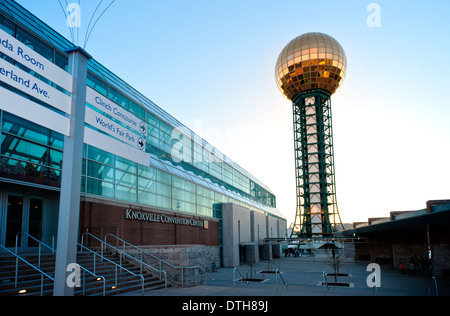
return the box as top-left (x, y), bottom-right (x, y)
top-left (119, 255), bottom-right (450, 297)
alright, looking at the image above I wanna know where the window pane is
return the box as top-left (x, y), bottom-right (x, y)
top-left (55, 51), bottom-right (68, 72)
top-left (87, 160), bottom-right (114, 182)
top-left (1, 134), bottom-right (48, 163)
top-left (138, 177), bottom-right (156, 193)
top-left (81, 176), bottom-right (86, 193)
top-left (50, 131), bottom-right (64, 150)
top-left (176, 201), bottom-right (196, 214)
top-left (49, 149), bottom-right (63, 169)
top-left (146, 113), bottom-right (160, 127)
top-left (139, 164), bottom-right (156, 180)
top-left (157, 170), bottom-right (171, 185)
top-left (157, 182), bottom-right (171, 197)
top-left (184, 181), bottom-right (195, 193)
top-left (197, 205), bottom-right (212, 217)
top-left (115, 170), bottom-right (137, 188)
top-left (129, 100), bottom-right (145, 119)
top-left (16, 26), bottom-right (53, 62)
top-left (138, 191), bottom-right (156, 207)
top-left (87, 178), bottom-right (114, 198)
top-left (87, 72), bottom-right (108, 96)
top-left (157, 195), bottom-right (171, 209)
top-left (2, 112), bottom-right (50, 146)
top-left (160, 121), bottom-right (172, 135)
top-left (88, 146), bottom-right (115, 166)
top-left (0, 14), bottom-right (15, 35)
top-left (116, 155), bottom-right (137, 173)
top-left (115, 185), bottom-right (137, 203)
top-left (109, 87), bottom-right (128, 109)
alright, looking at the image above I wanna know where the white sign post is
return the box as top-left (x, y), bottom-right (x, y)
top-left (53, 47), bottom-right (92, 297)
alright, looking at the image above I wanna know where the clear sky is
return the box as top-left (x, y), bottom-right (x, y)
top-left (15, 0), bottom-right (450, 226)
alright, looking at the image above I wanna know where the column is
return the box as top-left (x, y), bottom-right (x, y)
top-left (53, 47), bottom-right (92, 296)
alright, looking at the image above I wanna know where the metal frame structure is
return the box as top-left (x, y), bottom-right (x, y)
top-left (291, 89), bottom-right (344, 238)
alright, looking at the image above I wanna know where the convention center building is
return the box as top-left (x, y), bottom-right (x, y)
top-left (0, 0), bottom-right (287, 269)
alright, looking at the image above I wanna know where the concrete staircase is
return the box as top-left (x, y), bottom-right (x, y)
top-left (0, 250), bottom-right (167, 296)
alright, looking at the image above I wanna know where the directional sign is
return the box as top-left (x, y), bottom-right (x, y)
top-left (0, 28), bottom-right (73, 92)
top-left (86, 87), bottom-right (147, 136)
top-left (0, 28), bottom-right (72, 137)
top-left (84, 107), bottom-right (145, 152)
top-left (0, 85), bottom-right (70, 136)
top-left (0, 57), bottom-right (71, 114)
top-left (84, 127), bottom-right (150, 166)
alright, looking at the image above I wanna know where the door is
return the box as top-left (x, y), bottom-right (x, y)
top-left (2, 194), bottom-right (43, 250)
top-left (27, 197), bottom-right (43, 248)
top-left (4, 194), bottom-right (23, 248)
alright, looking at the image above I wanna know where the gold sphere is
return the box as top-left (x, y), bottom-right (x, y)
top-left (275, 32), bottom-right (347, 100)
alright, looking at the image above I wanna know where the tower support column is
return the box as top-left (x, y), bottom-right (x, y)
top-left (291, 89), bottom-right (343, 238)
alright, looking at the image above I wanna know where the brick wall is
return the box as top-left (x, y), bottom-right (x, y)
top-left (80, 197), bottom-right (219, 247)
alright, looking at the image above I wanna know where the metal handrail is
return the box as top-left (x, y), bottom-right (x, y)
top-left (15, 232), bottom-right (56, 269)
top-left (72, 258), bottom-right (106, 296)
top-left (275, 269), bottom-right (287, 288)
top-left (0, 244), bottom-right (54, 296)
top-left (77, 242), bottom-right (144, 294)
top-left (199, 266), bottom-right (215, 286)
top-left (323, 271), bottom-right (328, 295)
top-left (14, 232), bottom-right (106, 296)
top-left (104, 233), bottom-right (213, 287)
top-left (77, 243), bottom-right (128, 296)
top-left (233, 267), bottom-right (249, 287)
top-left (81, 232), bottom-right (163, 291)
top-left (423, 276), bottom-right (438, 296)
top-left (79, 265), bottom-right (106, 296)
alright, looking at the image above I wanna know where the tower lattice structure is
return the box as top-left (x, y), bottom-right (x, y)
top-left (291, 89), bottom-right (343, 237)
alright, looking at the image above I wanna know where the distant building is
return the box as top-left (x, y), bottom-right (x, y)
top-left (341, 200), bottom-right (450, 278)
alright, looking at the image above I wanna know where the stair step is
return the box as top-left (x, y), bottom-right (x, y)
top-left (0, 249), bottom-right (167, 296)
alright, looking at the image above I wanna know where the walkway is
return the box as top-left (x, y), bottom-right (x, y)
top-left (117, 255), bottom-right (449, 296)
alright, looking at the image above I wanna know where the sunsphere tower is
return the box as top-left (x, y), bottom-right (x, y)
top-left (275, 32), bottom-right (346, 238)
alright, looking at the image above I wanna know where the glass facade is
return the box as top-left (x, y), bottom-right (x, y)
top-left (275, 32), bottom-right (347, 100)
top-left (0, 0), bottom-right (285, 222)
top-left (0, 111), bottom-right (63, 187)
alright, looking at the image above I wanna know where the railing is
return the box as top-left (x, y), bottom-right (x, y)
top-left (322, 271), bottom-right (328, 295)
top-left (13, 232), bottom-right (106, 296)
top-left (275, 269), bottom-right (287, 288)
top-left (81, 232), bottom-right (165, 291)
top-left (75, 244), bottom-right (109, 296)
top-left (77, 242), bottom-right (144, 295)
top-left (15, 232), bottom-right (55, 269)
top-left (233, 267), bottom-right (249, 288)
top-left (423, 276), bottom-right (438, 296)
top-left (103, 233), bottom-right (213, 287)
top-left (0, 244), bottom-right (54, 296)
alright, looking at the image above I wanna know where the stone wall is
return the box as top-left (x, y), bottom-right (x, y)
top-left (125, 245), bottom-right (220, 287)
